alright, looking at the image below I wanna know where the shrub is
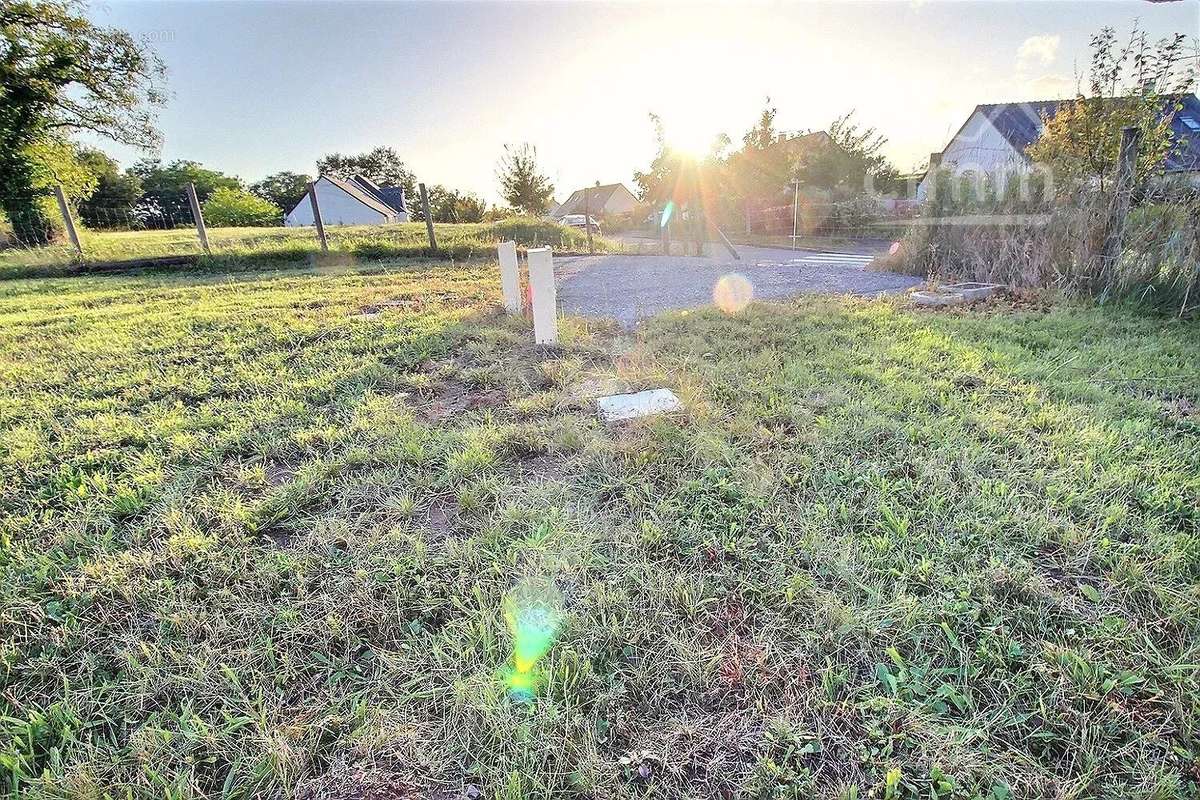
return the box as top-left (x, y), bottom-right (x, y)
top-left (202, 188), bottom-right (282, 227)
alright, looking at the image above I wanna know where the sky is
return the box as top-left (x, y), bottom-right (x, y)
top-left (87, 0), bottom-right (1199, 205)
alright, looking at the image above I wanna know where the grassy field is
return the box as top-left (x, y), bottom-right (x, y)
top-left (0, 217), bottom-right (624, 278)
top-left (1, 262), bottom-right (1198, 799)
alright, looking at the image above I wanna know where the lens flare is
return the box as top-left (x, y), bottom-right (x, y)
top-left (503, 578), bottom-right (562, 701)
top-left (713, 273), bottom-right (754, 314)
top-left (660, 201), bottom-right (675, 228)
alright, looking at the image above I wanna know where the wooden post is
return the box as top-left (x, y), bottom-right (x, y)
top-left (712, 222), bottom-right (740, 261)
top-left (419, 183), bottom-right (437, 252)
top-left (584, 189), bottom-right (594, 254)
top-left (307, 181), bottom-right (328, 253)
top-left (527, 247), bottom-right (558, 345)
top-left (1101, 126), bottom-right (1142, 270)
top-left (53, 185), bottom-right (82, 256)
top-left (185, 182), bottom-right (210, 255)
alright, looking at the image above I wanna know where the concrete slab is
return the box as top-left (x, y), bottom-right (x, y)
top-left (597, 389), bottom-right (682, 423)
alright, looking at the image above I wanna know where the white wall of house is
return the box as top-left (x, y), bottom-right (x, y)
top-left (917, 111), bottom-right (1036, 200)
top-left (284, 177), bottom-right (394, 227)
top-left (601, 186), bottom-right (639, 215)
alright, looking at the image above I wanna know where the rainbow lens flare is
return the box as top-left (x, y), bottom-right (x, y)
top-left (660, 201), bottom-right (676, 228)
top-left (503, 578), bottom-right (562, 701)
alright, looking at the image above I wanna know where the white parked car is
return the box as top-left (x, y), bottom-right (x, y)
top-left (558, 214), bottom-right (602, 235)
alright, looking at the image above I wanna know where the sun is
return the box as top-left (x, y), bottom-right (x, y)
top-left (660, 114), bottom-right (724, 160)
top-left (667, 128), bottom-right (721, 160)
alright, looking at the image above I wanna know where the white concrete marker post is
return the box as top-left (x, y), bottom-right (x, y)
top-left (497, 240), bottom-right (521, 314)
top-left (527, 247), bottom-right (558, 345)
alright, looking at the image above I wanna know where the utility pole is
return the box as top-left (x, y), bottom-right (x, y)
top-left (584, 187), bottom-right (594, 254)
top-left (791, 179), bottom-right (800, 251)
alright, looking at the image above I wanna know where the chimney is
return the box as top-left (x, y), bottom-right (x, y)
top-left (929, 152), bottom-right (942, 169)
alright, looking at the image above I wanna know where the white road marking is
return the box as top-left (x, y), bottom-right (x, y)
top-left (772, 252), bottom-right (876, 268)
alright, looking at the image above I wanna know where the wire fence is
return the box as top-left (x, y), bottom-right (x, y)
top-left (0, 186), bottom-right (617, 278)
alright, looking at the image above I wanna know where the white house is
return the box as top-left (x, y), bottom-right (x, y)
top-left (916, 101), bottom-right (1060, 200)
top-left (551, 183), bottom-right (639, 219)
top-left (285, 174), bottom-right (409, 226)
top-left (918, 95), bottom-right (1200, 199)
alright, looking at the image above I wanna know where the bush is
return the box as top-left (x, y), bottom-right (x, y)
top-left (202, 188), bottom-right (282, 227)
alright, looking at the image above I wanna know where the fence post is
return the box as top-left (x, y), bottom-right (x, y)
top-left (53, 185), bottom-right (83, 257)
top-left (497, 240), bottom-right (522, 313)
top-left (584, 189), bottom-right (594, 255)
top-left (1101, 126), bottom-right (1142, 270)
top-left (307, 181), bottom-right (328, 253)
top-left (185, 182), bottom-right (211, 255)
top-left (527, 247), bottom-right (558, 345)
top-left (419, 183), bottom-right (437, 252)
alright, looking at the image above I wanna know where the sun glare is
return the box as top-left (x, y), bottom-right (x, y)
top-left (667, 127), bottom-right (717, 159)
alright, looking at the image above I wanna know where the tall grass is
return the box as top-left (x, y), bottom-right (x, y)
top-left (878, 170), bottom-right (1200, 313)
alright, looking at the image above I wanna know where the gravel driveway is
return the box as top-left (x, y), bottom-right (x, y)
top-left (555, 244), bottom-right (922, 326)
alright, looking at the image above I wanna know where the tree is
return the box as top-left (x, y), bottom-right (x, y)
top-left (202, 187), bottom-right (281, 227)
top-left (1027, 24), bottom-right (1194, 188)
top-left (128, 160), bottom-right (242, 221)
top-left (425, 184), bottom-right (486, 222)
top-left (793, 111), bottom-right (899, 196)
top-left (0, 0), bottom-right (165, 243)
top-left (725, 99), bottom-right (796, 207)
top-left (317, 146), bottom-right (416, 199)
top-left (75, 148), bottom-right (142, 229)
top-left (496, 144), bottom-right (554, 215)
top-left (250, 171), bottom-right (311, 215)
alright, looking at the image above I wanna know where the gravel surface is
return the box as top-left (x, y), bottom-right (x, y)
top-left (555, 244), bottom-right (922, 326)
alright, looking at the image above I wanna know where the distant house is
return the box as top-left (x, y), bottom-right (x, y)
top-left (285, 174), bottom-right (409, 226)
top-left (552, 183), bottom-right (639, 219)
top-left (917, 94), bottom-right (1200, 198)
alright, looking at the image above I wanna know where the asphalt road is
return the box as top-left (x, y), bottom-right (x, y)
top-left (555, 244), bottom-right (922, 327)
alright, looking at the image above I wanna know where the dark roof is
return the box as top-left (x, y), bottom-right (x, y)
top-left (348, 175), bottom-right (407, 214)
top-left (1164, 93), bottom-right (1200, 172)
top-left (976, 100), bottom-right (1062, 153)
top-left (555, 183), bottom-right (636, 216)
top-left (322, 175), bottom-right (401, 217)
top-left (956, 94), bottom-right (1200, 173)
top-left (376, 187), bottom-right (407, 214)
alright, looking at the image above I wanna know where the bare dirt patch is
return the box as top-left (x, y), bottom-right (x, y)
top-left (420, 496), bottom-right (459, 541)
top-left (420, 381), bottom-right (506, 422)
top-left (517, 452), bottom-right (570, 483)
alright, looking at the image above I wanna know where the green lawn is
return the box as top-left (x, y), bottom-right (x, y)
top-left (0, 217), bottom-right (624, 278)
top-left (1, 262), bottom-right (1198, 799)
